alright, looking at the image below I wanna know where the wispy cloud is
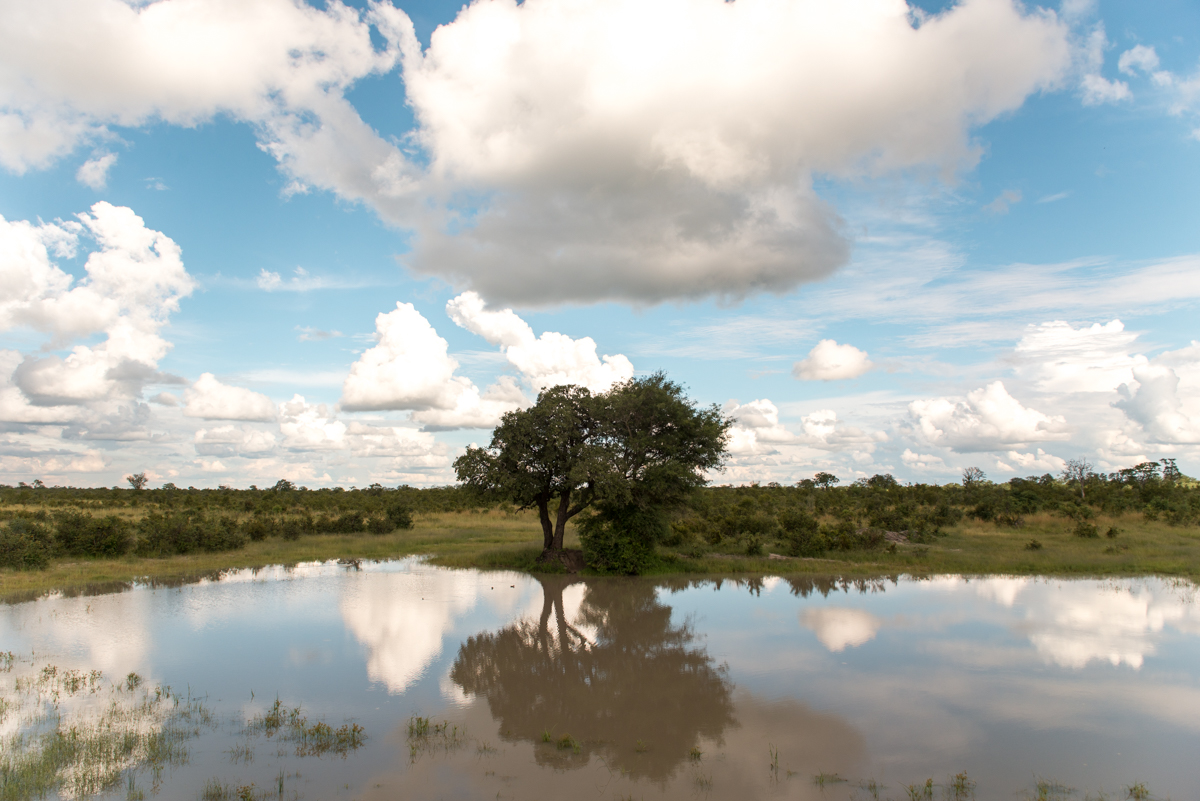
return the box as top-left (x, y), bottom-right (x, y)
top-left (1036, 191), bottom-right (1071, 204)
top-left (296, 326), bottom-right (344, 342)
top-left (233, 368), bottom-right (347, 388)
top-left (983, 189), bottom-right (1022, 214)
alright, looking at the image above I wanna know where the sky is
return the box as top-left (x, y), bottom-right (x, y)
top-left (0, 0), bottom-right (1198, 489)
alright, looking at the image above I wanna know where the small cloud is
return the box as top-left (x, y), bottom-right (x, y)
top-left (296, 326), bottom-right (344, 342)
top-left (1036, 191), bottom-right (1070, 204)
top-left (144, 177), bottom-right (168, 191)
top-left (1081, 73), bottom-right (1130, 106)
top-left (257, 269), bottom-right (283, 291)
top-left (1118, 45), bottom-right (1159, 76)
top-left (983, 189), bottom-right (1022, 215)
top-left (281, 180), bottom-right (310, 199)
top-left (149, 392), bottom-right (180, 407)
top-left (793, 339), bottom-right (873, 381)
top-left (76, 152), bottom-right (117, 189)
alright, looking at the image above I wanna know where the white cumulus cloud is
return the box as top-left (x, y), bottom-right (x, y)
top-left (194, 425), bottom-right (277, 458)
top-left (793, 339), bottom-right (873, 381)
top-left (1114, 365), bottom-right (1200, 445)
top-left (909, 381), bottom-right (1069, 452)
top-left (1, 0), bottom-right (1072, 304)
top-left (446, 291), bottom-right (633, 393)
top-left (1013, 319), bottom-right (1145, 393)
top-left (1, 202), bottom-right (194, 409)
top-left (184, 373), bottom-right (276, 422)
top-left (75, 151), bottom-right (117, 189)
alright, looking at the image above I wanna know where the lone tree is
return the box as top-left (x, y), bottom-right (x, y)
top-left (125, 472), bottom-right (148, 490)
top-left (454, 374), bottom-right (729, 571)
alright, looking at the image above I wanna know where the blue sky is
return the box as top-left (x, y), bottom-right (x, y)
top-left (0, 0), bottom-right (1197, 488)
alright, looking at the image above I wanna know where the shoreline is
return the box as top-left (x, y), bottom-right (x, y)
top-left (3, 509), bottom-right (1197, 602)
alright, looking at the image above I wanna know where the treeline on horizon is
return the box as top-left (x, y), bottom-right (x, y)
top-left (1, 458), bottom-right (1197, 571)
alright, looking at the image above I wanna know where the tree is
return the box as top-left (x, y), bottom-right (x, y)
top-left (455, 384), bottom-right (604, 553)
top-left (126, 472), bottom-right (148, 490)
top-left (961, 467), bottom-right (986, 487)
top-left (454, 374), bottom-right (729, 565)
top-left (813, 472), bottom-right (840, 489)
top-left (1060, 458), bottom-right (1093, 500)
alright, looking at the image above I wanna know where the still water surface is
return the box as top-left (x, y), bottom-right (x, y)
top-left (2, 560), bottom-right (1198, 800)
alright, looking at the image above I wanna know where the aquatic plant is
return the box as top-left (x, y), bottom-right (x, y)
top-left (1125, 783), bottom-right (1150, 801)
top-left (813, 771), bottom-right (847, 788)
top-left (404, 714), bottom-right (463, 760)
top-left (947, 771), bottom-right (976, 800)
top-left (905, 779), bottom-right (935, 800)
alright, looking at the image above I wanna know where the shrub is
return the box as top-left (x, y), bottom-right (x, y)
top-left (1073, 520), bottom-right (1100, 539)
top-left (135, 512), bottom-right (247, 556)
top-left (367, 514), bottom-right (392, 535)
top-left (244, 515), bottom-right (280, 541)
top-left (0, 518), bottom-right (53, 570)
top-left (778, 509), bottom-right (826, 557)
top-left (579, 505), bottom-right (666, 575)
top-left (54, 511), bottom-right (133, 557)
top-left (385, 502), bottom-right (414, 530)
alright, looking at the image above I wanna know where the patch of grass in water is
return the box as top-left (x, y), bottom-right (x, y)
top-left (1125, 783), bottom-right (1150, 800)
top-left (246, 699), bottom-right (364, 758)
top-left (813, 771), bottom-right (847, 787)
top-left (905, 778), bottom-right (935, 800)
top-left (0, 666), bottom-right (209, 801)
top-left (405, 714), bottom-right (465, 761)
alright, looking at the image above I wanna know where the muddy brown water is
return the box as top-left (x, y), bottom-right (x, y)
top-left (1, 559), bottom-right (1198, 800)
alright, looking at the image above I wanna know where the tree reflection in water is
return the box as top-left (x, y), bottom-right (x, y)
top-left (450, 576), bottom-right (735, 781)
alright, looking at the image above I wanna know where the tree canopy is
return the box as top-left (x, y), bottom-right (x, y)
top-left (453, 373), bottom-right (729, 566)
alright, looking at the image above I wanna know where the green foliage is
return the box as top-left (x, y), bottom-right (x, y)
top-left (134, 512), bottom-right (246, 557)
top-left (53, 512), bottom-right (133, 557)
top-left (0, 518), bottom-right (53, 570)
top-left (579, 505), bottom-right (667, 575)
top-left (455, 373), bottom-right (730, 562)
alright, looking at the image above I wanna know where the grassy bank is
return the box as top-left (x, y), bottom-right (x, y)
top-left (2, 508), bottom-right (1197, 601)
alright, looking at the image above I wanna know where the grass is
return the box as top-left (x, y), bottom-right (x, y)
top-left (2, 509), bottom-right (1198, 601)
top-left (0, 662), bottom-right (211, 801)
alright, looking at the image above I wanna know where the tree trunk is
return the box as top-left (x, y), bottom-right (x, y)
top-left (552, 488), bottom-right (572, 551)
top-left (537, 497), bottom-right (555, 551)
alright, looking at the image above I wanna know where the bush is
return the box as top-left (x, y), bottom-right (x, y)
top-left (244, 515), bottom-right (280, 541)
top-left (579, 505), bottom-right (666, 575)
top-left (385, 502), bottom-right (414, 530)
top-left (135, 512), bottom-right (247, 556)
top-left (778, 509), bottom-right (826, 557)
top-left (0, 518), bottom-right (53, 570)
top-left (367, 514), bottom-right (392, 535)
top-left (54, 511), bottom-right (133, 557)
top-left (1073, 520), bottom-right (1100, 539)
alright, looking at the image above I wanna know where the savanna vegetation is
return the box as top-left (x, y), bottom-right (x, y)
top-left (1, 376), bottom-right (1197, 594)
top-left (1, 454), bottom-right (1197, 599)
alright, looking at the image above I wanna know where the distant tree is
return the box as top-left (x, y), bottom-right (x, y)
top-left (812, 472), bottom-right (840, 489)
top-left (1160, 458), bottom-right (1182, 483)
top-left (961, 467), bottom-right (986, 487)
top-left (1060, 458), bottom-right (1094, 500)
top-left (125, 472), bottom-right (149, 490)
top-left (271, 479), bottom-right (296, 492)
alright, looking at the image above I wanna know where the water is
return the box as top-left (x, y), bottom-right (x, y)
top-left (2, 560), bottom-right (1198, 800)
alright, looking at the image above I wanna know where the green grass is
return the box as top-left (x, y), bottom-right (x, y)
top-left (2, 509), bottom-right (1198, 601)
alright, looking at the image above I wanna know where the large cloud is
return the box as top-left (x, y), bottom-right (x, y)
top-left (0, 202), bottom-right (193, 412)
top-left (1013, 319), bottom-right (1144, 393)
top-left (1, 0), bottom-right (1071, 304)
top-left (184, 373), bottom-right (276, 422)
top-left (446, 292), bottom-right (633, 392)
top-left (399, 0), bottom-right (1071, 303)
top-left (909, 381), bottom-right (1069, 452)
top-left (341, 302), bottom-right (475, 413)
top-left (1114, 365), bottom-right (1200, 445)
top-left (0, 0), bottom-right (417, 211)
